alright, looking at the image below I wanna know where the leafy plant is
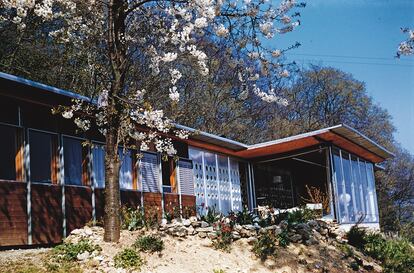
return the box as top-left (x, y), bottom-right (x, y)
top-left (120, 206), bottom-right (144, 231)
top-left (346, 226), bottom-right (367, 249)
top-left (235, 207), bottom-right (255, 225)
top-left (213, 269), bottom-right (226, 273)
top-left (277, 229), bottom-right (290, 247)
top-left (204, 205), bottom-right (221, 224)
top-left (114, 248), bottom-right (143, 270)
top-left (212, 220), bottom-right (233, 252)
top-left (52, 239), bottom-right (101, 262)
top-left (253, 232), bottom-right (277, 260)
top-left (286, 207), bottom-right (316, 227)
top-left (133, 235), bottom-right (164, 253)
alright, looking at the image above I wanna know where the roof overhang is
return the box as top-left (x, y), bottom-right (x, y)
top-left (235, 125), bottom-right (394, 163)
top-left (0, 72), bottom-right (394, 163)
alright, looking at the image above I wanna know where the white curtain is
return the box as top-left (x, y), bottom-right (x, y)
top-left (92, 145), bottom-right (105, 188)
top-left (63, 137), bottom-right (82, 185)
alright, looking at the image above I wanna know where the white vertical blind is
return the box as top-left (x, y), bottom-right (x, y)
top-left (178, 159), bottom-right (194, 196)
top-left (141, 152), bottom-right (160, 192)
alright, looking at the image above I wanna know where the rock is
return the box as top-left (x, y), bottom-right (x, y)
top-left (84, 226), bottom-right (93, 236)
top-left (232, 231), bottom-right (241, 240)
top-left (280, 220), bottom-right (288, 230)
top-left (196, 226), bottom-right (214, 233)
top-left (173, 226), bottom-right (187, 237)
top-left (70, 229), bottom-right (83, 235)
top-left (186, 226), bottom-right (196, 235)
top-left (264, 259), bottom-right (276, 269)
top-left (363, 263), bottom-right (375, 271)
top-left (307, 220), bottom-right (319, 229)
top-left (198, 232), bottom-right (207, 238)
top-left (182, 219), bottom-right (191, 227)
top-left (207, 232), bottom-right (218, 240)
top-left (191, 221), bottom-right (201, 228)
top-left (189, 216), bottom-right (198, 223)
top-left (161, 218), bottom-right (168, 226)
top-left (234, 224), bottom-right (242, 232)
top-left (304, 237), bottom-right (319, 246)
top-left (319, 228), bottom-right (328, 236)
top-left (77, 251), bottom-right (90, 261)
top-left (200, 221), bottom-right (209, 228)
top-left (242, 224), bottom-right (256, 230)
top-left (289, 234), bottom-right (302, 243)
top-left (246, 237), bottom-right (258, 245)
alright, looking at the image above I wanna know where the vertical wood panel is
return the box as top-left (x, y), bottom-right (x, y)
top-left (31, 183), bottom-right (62, 244)
top-left (0, 181), bottom-right (27, 246)
top-left (65, 186), bottom-right (92, 234)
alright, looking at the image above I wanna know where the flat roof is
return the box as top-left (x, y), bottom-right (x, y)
top-left (0, 72), bottom-right (394, 163)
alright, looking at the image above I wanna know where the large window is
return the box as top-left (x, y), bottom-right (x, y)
top-left (92, 144), bottom-right (105, 188)
top-left (29, 130), bottom-right (57, 183)
top-left (161, 158), bottom-right (176, 193)
top-left (119, 149), bottom-right (134, 190)
top-left (0, 125), bottom-right (21, 181)
top-left (331, 147), bottom-right (379, 223)
top-left (63, 137), bottom-right (86, 186)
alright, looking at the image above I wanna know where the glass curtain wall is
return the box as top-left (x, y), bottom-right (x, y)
top-left (331, 147), bottom-right (379, 223)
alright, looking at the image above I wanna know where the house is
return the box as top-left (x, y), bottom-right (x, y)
top-left (0, 72), bottom-right (393, 247)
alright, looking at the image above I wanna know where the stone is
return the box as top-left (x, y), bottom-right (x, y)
top-left (200, 221), bottom-right (209, 228)
top-left (242, 224), bottom-right (256, 230)
top-left (196, 226), bottom-right (214, 233)
top-left (186, 226), bottom-right (196, 235)
top-left (280, 220), bottom-right (288, 230)
top-left (307, 220), bottom-right (319, 229)
top-left (304, 237), bottom-right (319, 246)
top-left (191, 221), bottom-right (201, 228)
top-left (319, 228), bottom-right (328, 236)
top-left (207, 232), bottom-right (218, 240)
top-left (232, 231), bottom-right (241, 240)
top-left (234, 224), bottom-right (243, 232)
top-left (173, 226), bottom-right (187, 237)
top-left (198, 232), bottom-right (207, 238)
top-left (289, 234), bottom-right (302, 243)
top-left (77, 251), bottom-right (90, 261)
top-left (84, 226), bottom-right (93, 236)
top-left (161, 218), bottom-right (168, 226)
top-left (182, 219), bottom-right (191, 227)
top-left (189, 216), bottom-right (198, 223)
top-left (246, 237), bottom-right (258, 245)
top-left (264, 259), bottom-right (276, 269)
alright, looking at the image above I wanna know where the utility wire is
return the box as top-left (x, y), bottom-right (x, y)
top-left (286, 53), bottom-right (414, 63)
top-left (287, 57), bottom-right (414, 67)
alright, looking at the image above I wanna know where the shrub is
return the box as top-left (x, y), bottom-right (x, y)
top-left (120, 206), bottom-right (144, 231)
top-left (235, 207), bottom-right (255, 225)
top-left (253, 232), bottom-right (277, 260)
top-left (212, 220), bottom-right (233, 252)
top-left (203, 205), bottom-right (221, 224)
top-left (213, 269), bottom-right (226, 273)
top-left (133, 235), bottom-right (164, 253)
top-left (114, 248), bottom-right (143, 270)
top-left (363, 233), bottom-right (386, 260)
top-left (277, 229), bottom-right (290, 247)
top-left (53, 239), bottom-right (101, 262)
top-left (346, 225), bottom-right (367, 249)
top-left (286, 207), bottom-right (316, 227)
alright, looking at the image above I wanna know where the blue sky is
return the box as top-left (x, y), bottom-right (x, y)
top-left (276, 0), bottom-right (414, 153)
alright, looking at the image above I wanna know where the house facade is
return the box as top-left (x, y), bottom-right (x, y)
top-left (0, 72), bottom-right (393, 247)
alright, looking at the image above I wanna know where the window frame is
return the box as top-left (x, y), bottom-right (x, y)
top-left (0, 122), bottom-right (24, 182)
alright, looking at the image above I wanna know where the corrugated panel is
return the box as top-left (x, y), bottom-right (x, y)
top-left (141, 152), bottom-right (160, 193)
top-left (229, 159), bottom-right (242, 211)
top-left (178, 159), bottom-right (195, 196)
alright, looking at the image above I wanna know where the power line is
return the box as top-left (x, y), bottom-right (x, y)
top-left (286, 52), bottom-right (414, 63)
top-left (287, 58), bottom-right (414, 67)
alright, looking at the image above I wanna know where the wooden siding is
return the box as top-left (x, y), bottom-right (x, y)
top-left (31, 183), bottom-right (62, 244)
top-left (143, 192), bottom-right (162, 221)
top-left (0, 181), bottom-right (27, 246)
top-left (120, 190), bottom-right (141, 208)
top-left (65, 186), bottom-right (92, 235)
top-left (163, 193), bottom-right (180, 217)
top-left (181, 194), bottom-right (196, 217)
top-left (94, 188), bottom-right (105, 222)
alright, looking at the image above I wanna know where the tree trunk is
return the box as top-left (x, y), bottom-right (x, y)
top-left (103, 127), bottom-right (121, 242)
top-left (103, 0), bottom-right (127, 242)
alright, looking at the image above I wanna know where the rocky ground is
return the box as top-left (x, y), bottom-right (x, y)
top-left (0, 217), bottom-right (383, 273)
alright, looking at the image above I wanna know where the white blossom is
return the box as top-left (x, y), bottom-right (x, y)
top-left (194, 17), bottom-right (208, 28)
top-left (169, 86), bottom-right (180, 102)
top-left (215, 24), bottom-right (229, 37)
top-left (62, 110), bottom-right (73, 119)
top-left (271, 49), bottom-right (282, 58)
top-left (74, 117), bottom-right (91, 131)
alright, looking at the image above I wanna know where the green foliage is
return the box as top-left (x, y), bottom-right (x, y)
top-left (235, 207), bottom-right (255, 225)
top-left (338, 244), bottom-right (355, 258)
top-left (120, 206), bottom-right (144, 231)
top-left (346, 226), bottom-right (367, 249)
top-left (52, 239), bottom-right (101, 262)
top-left (212, 220), bottom-right (233, 252)
top-left (133, 235), bottom-right (164, 253)
top-left (252, 232), bottom-right (277, 260)
top-left (213, 269), bottom-right (226, 273)
top-left (347, 226), bottom-right (414, 273)
top-left (277, 229), bottom-right (290, 247)
top-left (113, 248), bottom-right (143, 270)
top-left (203, 205), bottom-right (221, 224)
top-left (286, 207), bottom-right (316, 227)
